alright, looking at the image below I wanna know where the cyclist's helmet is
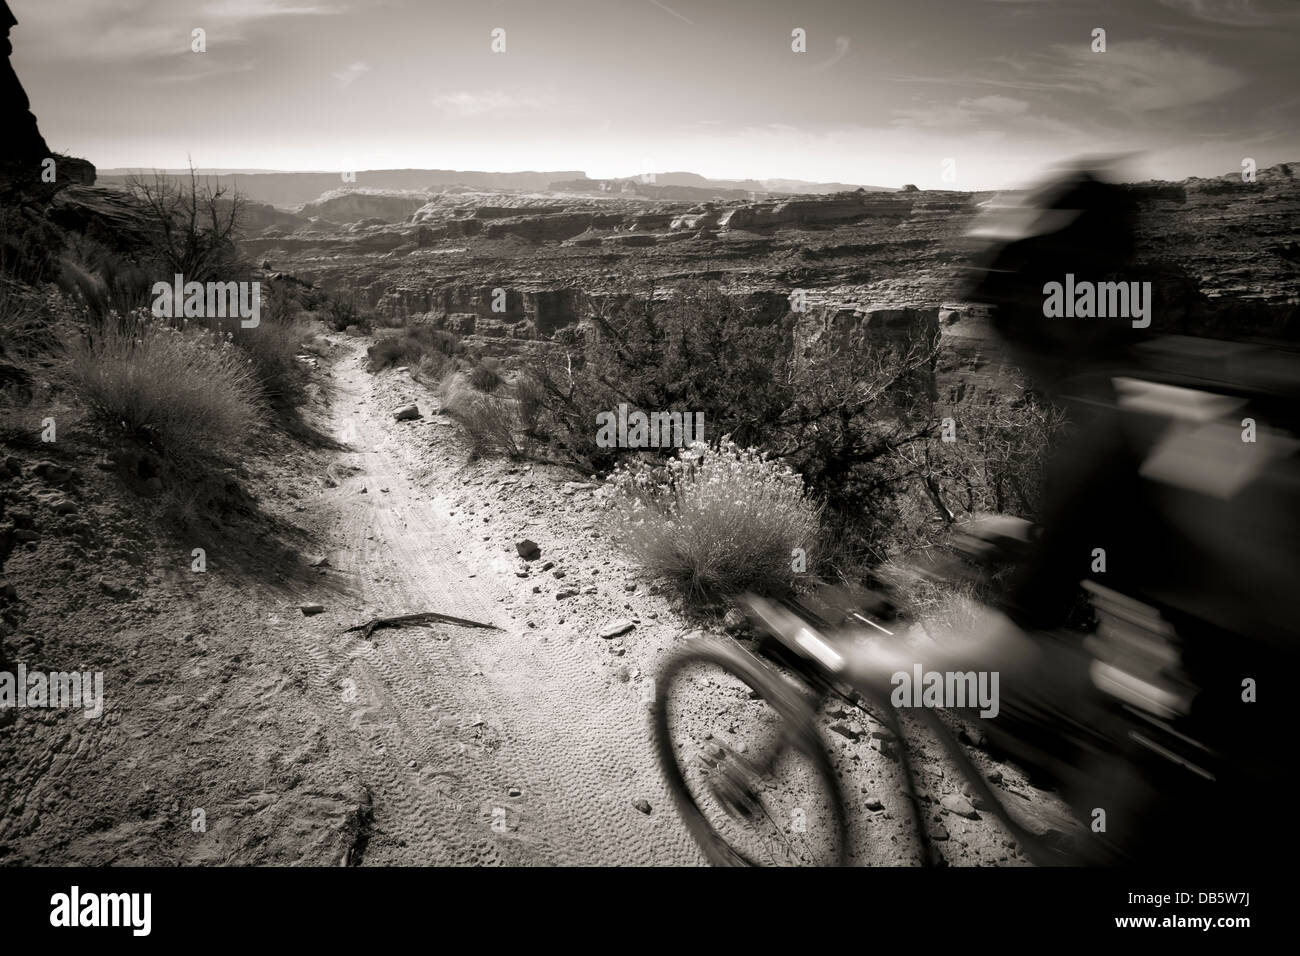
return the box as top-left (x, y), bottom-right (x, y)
top-left (962, 162), bottom-right (1141, 364)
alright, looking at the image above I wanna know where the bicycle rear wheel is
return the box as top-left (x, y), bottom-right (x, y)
top-left (653, 636), bottom-right (848, 866)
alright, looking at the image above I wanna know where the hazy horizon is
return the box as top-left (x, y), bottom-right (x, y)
top-left (14, 0), bottom-right (1300, 191)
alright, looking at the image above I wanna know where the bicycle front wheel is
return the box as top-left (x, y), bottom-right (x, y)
top-left (653, 636), bottom-right (849, 866)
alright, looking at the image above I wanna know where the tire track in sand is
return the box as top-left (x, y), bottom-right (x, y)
top-left (290, 342), bottom-right (702, 866)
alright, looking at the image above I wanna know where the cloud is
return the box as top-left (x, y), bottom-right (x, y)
top-left (431, 91), bottom-right (547, 117)
top-left (332, 61), bottom-right (369, 87)
top-left (1157, 0), bottom-right (1300, 26)
top-left (202, 0), bottom-right (344, 18)
top-left (890, 92), bottom-right (1084, 141)
top-left (915, 41), bottom-right (1246, 116)
top-left (812, 36), bottom-right (851, 71)
top-left (645, 0), bottom-right (693, 25)
top-left (15, 0), bottom-right (337, 64)
top-left (963, 95), bottom-right (1029, 115)
top-left (1037, 41), bottom-right (1245, 113)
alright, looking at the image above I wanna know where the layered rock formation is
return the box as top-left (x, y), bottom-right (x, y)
top-left (718, 193), bottom-right (912, 231)
top-left (0, 1), bottom-right (94, 189)
top-left (0, 1), bottom-right (47, 169)
top-left (298, 189), bottom-right (429, 224)
top-left (242, 162), bottom-right (1298, 426)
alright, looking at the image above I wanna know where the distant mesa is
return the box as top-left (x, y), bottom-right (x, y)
top-left (97, 169), bottom-right (587, 209)
top-left (298, 188), bottom-right (429, 224)
top-left (94, 169), bottom-right (897, 211)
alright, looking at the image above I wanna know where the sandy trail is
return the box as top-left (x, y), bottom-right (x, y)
top-left (284, 340), bottom-right (1077, 867)
top-left (285, 342), bottom-right (703, 865)
top-left (0, 334), bottom-right (1070, 866)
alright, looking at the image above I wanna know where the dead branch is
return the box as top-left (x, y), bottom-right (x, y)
top-left (343, 611), bottom-right (502, 640)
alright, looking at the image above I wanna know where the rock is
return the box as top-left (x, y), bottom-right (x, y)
top-left (0, 4), bottom-right (52, 168)
top-left (598, 620), bottom-right (635, 640)
top-left (96, 577), bottom-right (135, 599)
top-left (393, 404), bottom-right (421, 421)
top-left (551, 569), bottom-right (566, 578)
top-left (53, 500), bottom-right (76, 515)
top-left (308, 555), bottom-right (330, 568)
top-left (864, 796), bottom-right (884, 812)
top-left (633, 799), bottom-right (652, 815)
top-left (32, 461), bottom-right (74, 484)
top-left (829, 721), bottom-right (864, 742)
top-left (873, 738), bottom-right (898, 760)
top-left (555, 589), bottom-right (578, 600)
top-left (8, 510), bottom-right (32, 528)
top-left (14, 529), bottom-right (38, 542)
top-left (987, 770), bottom-right (1003, 784)
top-left (540, 561), bottom-right (555, 572)
top-left (508, 786), bottom-right (522, 797)
top-left (940, 794), bottom-right (979, 819)
top-left (930, 824), bottom-right (950, 841)
top-left (0, 580), bottom-right (17, 600)
top-left (623, 581), bottom-right (637, 592)
top-left (959, 727), bottom-right (987, 748)
top-left (515, 538), bottom-right (541, 561)
top-left (300, 604), bottom-right (326, 616)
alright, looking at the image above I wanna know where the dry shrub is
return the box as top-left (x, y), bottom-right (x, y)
top-left (608, 438), bottom-right (822, 597)
top-left (64, 317), bottom-right (262, 462)
top-left (367, 324), bottom-right (461, 371)
top-left (440, 372), bottom-right (524, 459)
top-left (411, 350), bottom-right (453, 385)
top-left (214, 316), bottom-right (313, 405)
top-left (466, 358), bottom-right (503, 393)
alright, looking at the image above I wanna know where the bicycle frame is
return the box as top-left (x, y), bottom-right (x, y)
top-left (739, 592), bottom-right (1075, 866)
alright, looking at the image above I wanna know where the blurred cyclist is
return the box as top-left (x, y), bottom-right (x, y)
top-left (844, 161), bottom-right (1297, 864)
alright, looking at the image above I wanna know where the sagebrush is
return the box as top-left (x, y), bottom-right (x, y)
top-left (608, 438), bottom-right (822, 596)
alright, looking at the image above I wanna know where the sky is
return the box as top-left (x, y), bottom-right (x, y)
top-left (11, 0), bottom-right (1300, 189)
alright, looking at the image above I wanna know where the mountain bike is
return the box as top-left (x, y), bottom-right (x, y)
top-left (651, 592), bottom-right (1077, 866)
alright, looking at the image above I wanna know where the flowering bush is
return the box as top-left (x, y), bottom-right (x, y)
top-left (608, 437), bottom-right (822, 596)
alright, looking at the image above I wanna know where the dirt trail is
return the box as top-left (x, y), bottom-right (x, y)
top-left (281, 341), bottom-right (703, 865)
top-left (1, 333), bottom-right (1075, 867)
